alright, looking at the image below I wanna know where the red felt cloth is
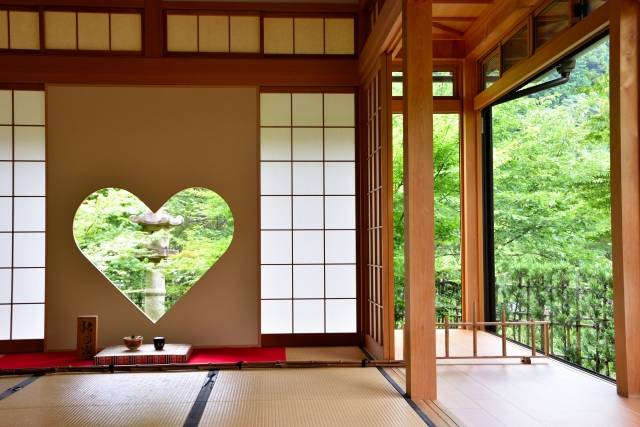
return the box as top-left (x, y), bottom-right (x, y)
top-left (0, 352), bottom-right (94, 369)
top-left (0, 347), bottom-right (286, 369)
top-left (188, 347), bottom-right (286, 364)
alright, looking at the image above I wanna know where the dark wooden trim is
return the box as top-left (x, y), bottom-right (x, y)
top-left (145, 0), bottom-right (161, 57)
top-left (261, 333), bottom-right (359, 347)
top-left (0, 54), bottom-right (359, 85)
top-left (161, 1), bottom-right (359, 14)
top-left (0, 0), bottom-right (142, 7)
top-left (0, 339), bottom-right (44, 353)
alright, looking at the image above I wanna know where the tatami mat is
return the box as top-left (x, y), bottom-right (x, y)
top-left (204, 368), bottom-right (425, 426)
top-left (0, 402), bottom-right (193, 427)
top-left (0, 368), bottom-right (427, 426)
top-left (285, 346), bottom-right (366, 362)
top-left (0, 371), bottom-right (206, 409)
top-left (0, 376), bottom-right (29, 394)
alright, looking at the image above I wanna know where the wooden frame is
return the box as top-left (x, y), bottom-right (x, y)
top-left (402, 0), bottom-right (436, 401)
top-left (610, 0), bottom-right (640, 398)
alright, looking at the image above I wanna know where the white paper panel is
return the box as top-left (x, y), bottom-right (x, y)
top-left (324, 93), bottom-right (354, 127)
top-left (13, 197), bottom-right (45, 232)
top-left (261, 162), bottom-right (291, 195)
top-left (0, 91), bottom-right (11, 125)
top-left (325, 230), bottom-right (356, 264)
top-left (0, 305), bottom-right (9, 340)
top-left (325, 265), bottom-right (356, 298)
top-left (293, 265), bottom-right (324, 298)
top-left (325, 162), bottom-right (355, 195)
top-left (11, 303), bottom-right (44, 339)
top-left (0, 233), bottom-right (10, 267)
top-left (13, 91), bottom-right (45, 126)
top-left (0, 269), bottom-right (11, 303)
top-left (0, 198), bottom-right (11, 231)
top-left (0, 162), bottom-right (11, 196)
top-left (292, 162), bottom-right (323, 195)
top-left (292, 128), bottom-right (323, 160)
top-left (14, 126), bottom-right (45, 161)
top-left (261, 231), bottom-right (291, 264)
top-left (292, 196), bottom-right (323, 229)
top-left (292, 94), bottom-right (323, 126)
top-left (326, 299), bottom-right (356, 333)
top-left (325, 196), bottom-right (355, 229)
top-left (0, 126), bottom-right (11, 160)
top-left (261, 128), bottom-right (291, 161)
top-left (292, 230), bottom-right (323, 264)
top-left (325, 128), bottom-right (355, 161)
top-left (261, 300), bottom-right (292, 334)
top-left (13, 232), bottom-right (45, 267)
top-left (13, 268), bottom-right (44, 303)
top-left (14, 162), bottom-right (45, 196)
top-left (260, 93), bottom-right (291, 127)
top-left (261, 196), bottom-right (291, 230)
top-left (261, 265), bottom-right (292, 299)
top-left (293, 299), bottom-right (324, 333)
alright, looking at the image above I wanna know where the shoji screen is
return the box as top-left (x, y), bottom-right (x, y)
top-left (260, 91), bottom-right (357, 336)
top-left (0, 89), bottom-right (46, 342)
top-left (362, 57), bottom-right (393, 360)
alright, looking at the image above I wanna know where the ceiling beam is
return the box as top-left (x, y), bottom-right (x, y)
top-left (464, 0), bottom-right (539, 59)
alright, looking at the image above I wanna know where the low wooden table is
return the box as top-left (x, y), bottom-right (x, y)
top-left (94, 343), bottom-right (192, 365)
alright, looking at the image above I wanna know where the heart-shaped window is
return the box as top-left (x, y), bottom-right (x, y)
top-left (73, 188), bottom-right (234, 322)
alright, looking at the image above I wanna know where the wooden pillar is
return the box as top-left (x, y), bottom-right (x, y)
top-left (461, 56), bottom-right (484, 324)
top-left (610, 0), bottom-right (640, 398)
top-left (144, 0), bottom-right (163, 57)
top-left (403, 0), bottom-right (437, 401)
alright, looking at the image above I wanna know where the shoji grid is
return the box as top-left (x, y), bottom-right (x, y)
top-left (260, 92), bottom-right (357, 334)
top-left (364, 72), bottom-right (384, 347)
top-left (0, 89), bottom-right (46, 340)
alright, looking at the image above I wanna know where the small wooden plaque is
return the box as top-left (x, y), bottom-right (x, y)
top-left (77, 315), bottom-right (98, 359)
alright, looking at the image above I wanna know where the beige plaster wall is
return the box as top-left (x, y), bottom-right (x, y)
top-left (45, 85), bottom-right (259, 350)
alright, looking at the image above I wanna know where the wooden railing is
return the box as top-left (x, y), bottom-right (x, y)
top-left (436, 308), bottom-right (551, 364)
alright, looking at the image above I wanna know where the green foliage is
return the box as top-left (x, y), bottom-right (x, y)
top-left (393, 114), bottom-right (462, 328)
top-left (73, 188), bottom-right (234, 318)
top-left (392, 37), bottom-right (613, 379)
top-left (492, 38), bottom-right (613, 378)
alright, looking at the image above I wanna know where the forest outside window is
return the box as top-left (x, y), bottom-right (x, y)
top-left (483, 36), bottom-right (612, 378)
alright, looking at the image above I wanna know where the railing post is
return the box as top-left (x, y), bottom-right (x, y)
top-left (444, 316), bottom-right (450, 358)
top-left (543, 322), bottom-right (550, 357)
top-left (530, 319), bottom-right (536, 357)
top-left (501, 308), bottom-right (507, 357)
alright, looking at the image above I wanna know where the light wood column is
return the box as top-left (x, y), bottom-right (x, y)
top-left (461, 57), bottom-right (484, 324)
top-left (611, 0), bottom-right (640, 398)
top-left (402, 0), bottom-right (437, 400)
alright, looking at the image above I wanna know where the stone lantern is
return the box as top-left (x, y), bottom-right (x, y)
top-left (130, 209), bottom-right (184, 321)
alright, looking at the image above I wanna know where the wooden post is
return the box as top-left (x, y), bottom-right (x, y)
top-left (76, 315), bottom-right (98, 359)
top-left (462, 56), bottom-right (484, 325)
top-left (501, 308), bottom-right (507, 357)
top-left (530, 319), bottom-right (536, 357)
top-left (543, 322), bottom-right (550, 357)
top-left (403, 0), bottom-right (436, 401)
top-left (472, 303), bottom-right (478, 357)
top-left (610, 0), bottom-right (640, 398)
top-left (444, 316), bottom-right (450, 358)
top-left (144, 0), bottom-right (162, 57)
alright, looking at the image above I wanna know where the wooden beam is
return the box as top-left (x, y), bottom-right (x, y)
top-left (145, 0), bottom-right (162, 57)
top-left (403, 0), bottom-right (436, 401)
top-left (473, 2), bottom-right (609, 110)
top-left (432, 22), bottom-right (465, 38)
top-left (359, 0), bottom-right (401, 80)
top-left (464, 0), bottom-right (539, 59)
top-left (461, 56), bottom-right (484, 324)
top-left (0, 55), bottom-right (359, 86)
top-left (611, 0), bottom-right (640, 399)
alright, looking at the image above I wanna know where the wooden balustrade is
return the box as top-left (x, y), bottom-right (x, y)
top-left (435, 307), bottom-right (551, 363)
